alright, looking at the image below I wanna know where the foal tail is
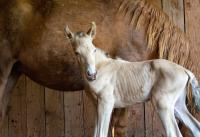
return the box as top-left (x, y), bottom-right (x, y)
top-left (185, 69), bottom-right (200, 111)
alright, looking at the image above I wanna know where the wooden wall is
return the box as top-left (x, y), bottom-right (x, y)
top-left (1, 0), bottom-right (200, 137)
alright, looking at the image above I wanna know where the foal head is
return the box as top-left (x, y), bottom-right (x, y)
top-left (65, 22), bottom-right (97, 81)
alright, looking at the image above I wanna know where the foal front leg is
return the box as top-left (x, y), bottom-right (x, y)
top-left (93, 94), bottom-right (114, 137)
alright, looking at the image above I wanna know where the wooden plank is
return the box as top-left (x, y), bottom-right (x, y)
top-left (126, 105), bottom-right (145, 137)
top-left (8, 75), bottom-right (27, 137)
top-left (45, 88), bottom-right (64, 137)
top-left (1, 116), bottom-right (8, 137)
top-left (145, 102), bottom-right (166, 137)
top-left (26, 77), bottom-right (45, 137)
top-left (163, 0), bottom-right (185, 31)
top-left (184, 0), bottom-right (200, 59)
top-left (162, 0), bottom-right (187, 136)
top-left (145, 1), bottom-right (164, 137)
top-left (64, 91), bottom-right (84, 137)
top-left (146, 0), bottom-right (185, 136)
top-left (163, 0), bottom-right (189, 136)
top-left (126, 104), bottom-right (145, 137)
top-left (184, 0), bottom-right (200, 136)
top-left (83, 93), bottom-right (145, 137)
top-left (83, 91), bottom-right (96, 137)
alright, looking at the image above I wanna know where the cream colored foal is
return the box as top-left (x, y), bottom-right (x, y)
top-left (65, 22), bottom-right (200, 137)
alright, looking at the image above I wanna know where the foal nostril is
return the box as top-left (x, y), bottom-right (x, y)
top-left (87, 71), bottom-right (92, 76)
top-left (87, 70), bottom-right (97, 76)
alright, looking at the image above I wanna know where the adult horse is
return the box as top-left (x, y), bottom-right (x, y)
top-left (0, 0), bottom-right (199, 136)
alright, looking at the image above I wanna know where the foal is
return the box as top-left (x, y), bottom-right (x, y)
top-left (65, 22), bottom-right (200, 137)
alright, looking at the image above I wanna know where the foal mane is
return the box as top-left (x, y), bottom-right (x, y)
top-left (96, 48), bottom-right (110, 58)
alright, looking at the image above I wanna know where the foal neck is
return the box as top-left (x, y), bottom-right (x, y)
top-left (95, 48), bottom-right (110, 67)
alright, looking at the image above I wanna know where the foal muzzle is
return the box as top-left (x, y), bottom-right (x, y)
top-left (86, 71), bottom-right (97, 81)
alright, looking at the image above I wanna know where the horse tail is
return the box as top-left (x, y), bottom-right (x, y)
top-left (185, 69), bottom-right (200, 111)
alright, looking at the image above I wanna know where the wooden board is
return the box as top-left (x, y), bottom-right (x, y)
top-left (184, 0), bottom-right (200, 67)
top-left (184, 0), bottom-right (200, 136)
top-left (145, 102), bottom-right (166, 137)
top-left (8, 75), bottom-right (27, 137)
top-left (83, 92), bottom-right (96, 137)
top-left (45, 88), bottom-right (65, 137)
top-left (145, 1), bottom-right (185, 137)
top-left (26, 77), bottom-right (45, 137)
top-left (1, 116), bottom-right (8, 137)
top-left (64, 91), bottom-right (84, 137)
top-left (144, 1), bottom-right (166, 137)
top-left (126, 104), bottom-right (145, 137)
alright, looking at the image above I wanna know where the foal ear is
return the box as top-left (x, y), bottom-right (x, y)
top-left (87, 22), bottom-right (96, 39)
top-left (65, 25), bottom-right (74, 40)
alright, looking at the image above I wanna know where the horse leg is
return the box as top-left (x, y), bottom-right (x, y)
top-left (175, 90), bottom-right (200, 137)
top-left (0, 58), bottom-right (18, 127)
top-left (111, 108), bottom-right (128, 137)
top-left (152, 94), bottom-right (183, 137)
top-left (93, 93), bottom-right (114, 137)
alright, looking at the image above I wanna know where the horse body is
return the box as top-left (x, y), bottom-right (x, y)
top-left (4, 0), bottom-right (189, 91)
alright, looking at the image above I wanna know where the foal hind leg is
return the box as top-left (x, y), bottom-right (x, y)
top-left (175, 91), bottom-right (200, 137)
top-left (152, 94), bottom-right (183, 137)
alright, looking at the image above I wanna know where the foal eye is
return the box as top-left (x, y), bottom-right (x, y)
top-left (94, 49), bottom-right (96, 53)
